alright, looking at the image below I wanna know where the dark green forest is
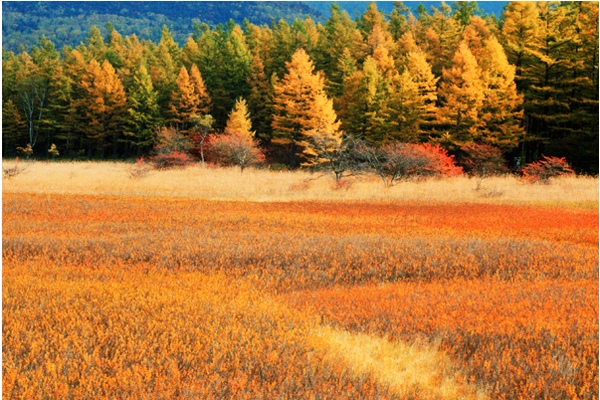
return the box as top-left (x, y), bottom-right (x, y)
top-left (2, 1), bottom-right (598, 172)
top-left (2, 1), bottom-right (326, 52)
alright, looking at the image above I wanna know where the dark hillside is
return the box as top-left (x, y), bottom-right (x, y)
top-left (305, 1), bottom-right (508, 19)
top-left (2, 1), bottom-right (325, 52)
top-left (2, 1), bottom-right (510, 53)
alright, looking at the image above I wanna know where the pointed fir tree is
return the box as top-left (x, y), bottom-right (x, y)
top-left (213, 25), bottom-right (253, 127)
top-left (387, 70), bottom-right (421, 142)
top-left (75, 59), bottom-right (127, 159)
top-left (436, 41), bottom-right (486, 149)
top-left (2, 99), bottom-right (27, 157)
top-left (272, 49), bottom-right (338, 168)
top-left (358, 2), bottom-right (388, 38)
top-left (299, 91), bottom-right (343, 167)
top-left (181, 37), bottom-right (200, 69)
top-left (127, 64), bottom-right (161, 154)
top-left (84, 25), bottom-right (106, 62)
top-left (246, 55), bottom-right (274, 144)
top-left (388, 1), bottom-right (411, 41)
top-left (403, 51), bottom-right (439, 141)
top-left (170, 65), bottom-right (211, 132)
top-left (338, 56), bottom-right (390, 144)
top-left (159, 25), bottom-right (181, 61)
top-left (500, 1), bottom-right (540, 91)
top-left (149, 41), bottom-right (179, 120)
top-left (461, 16), bottom-right (492, 60)
top-left (224, 97), bottom-right (255, 140)
top-left (477, 35), bottom-right (524, 149)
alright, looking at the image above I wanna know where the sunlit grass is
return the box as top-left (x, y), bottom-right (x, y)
top-left (313, 325), bottom-right (489, 400)
top-left (2, 160), bottom-right (598, 207)
top-left (3, 162), bottom-right (598, 399)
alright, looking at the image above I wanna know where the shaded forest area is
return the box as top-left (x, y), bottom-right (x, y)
top-left (2, 1), bottom-right (598, 173)
top-left (2, 1), bottom-right (325, 52)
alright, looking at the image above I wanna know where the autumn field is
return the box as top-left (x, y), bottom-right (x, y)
top-left (3, 162), bottom-right (599, 399)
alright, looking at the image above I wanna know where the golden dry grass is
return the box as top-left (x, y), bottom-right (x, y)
top-left (2, 160), bottom-right (598, 207)
top-left (313, 325), bottom-right (489, 400)
top-left (3, 161), bottom-right (598, 399)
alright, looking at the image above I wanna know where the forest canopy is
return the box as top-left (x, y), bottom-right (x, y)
top-left (2, 1), bottom-right (598, 173)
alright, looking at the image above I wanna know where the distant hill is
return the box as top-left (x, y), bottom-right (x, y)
top-left (304, 1), bottom-right (508, 19)
top-left (2, 1), bottom-right (508, 53)
top-left (1, 1), bottom-right (324, 53)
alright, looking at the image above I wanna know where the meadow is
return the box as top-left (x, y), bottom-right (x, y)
top-left (3, 161), bottom-right (599, 399)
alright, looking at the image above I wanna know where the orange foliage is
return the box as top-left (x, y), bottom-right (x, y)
top-left (3, 193), bottom-right (598, 399)
top-left (287, 278), bottom-right (598, 399)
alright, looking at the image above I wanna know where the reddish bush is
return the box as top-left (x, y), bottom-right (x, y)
top-left (367, 142), bottom-right (462, 186)
top-left (459, 144), bottom-right (508, 177)
top-left (207, 133), bottom-right (265, 173)
top-left (126, 156), bottom-right (153, 179)
top-left (150, 151), bottom-right (195, 170)
top-left (521, 156), bottom-right (574, 184)
top-left (150, 127), bottom-right (195, 169)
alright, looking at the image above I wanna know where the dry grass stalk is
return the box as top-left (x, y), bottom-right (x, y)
top-left (2, 160), bottom-right (597, 207)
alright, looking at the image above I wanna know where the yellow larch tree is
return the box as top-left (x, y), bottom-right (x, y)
top-left (436, 41), bottom-right (485, 149)
top-left (338, 56), bottom-right (390, 144)
top-left (75, 59), bottom-right (127, 159)
top-left (170, 64), bottom-right (211, 132)
top-left (395, 31), bottom-right (420, 63)
top-left (461, 16), bottom-right (492, 60)
top-left (499, 1), bottom-right (540, 90)
top-left (404, 50), bottom-right (440, 140)
top-left (224, 97), bottom-right (255, 140)
top-left (272, 48), bottom-right (340, 168)
top-left (368, 24), bottom-right (397, 80)
top-left (299, 91), bottom-right (342, 167)
top-left (477, 35), bottom-right (524, 149)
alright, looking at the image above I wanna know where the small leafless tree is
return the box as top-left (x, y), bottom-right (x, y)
top-left (191, 114), bottom-right (215, 164)
top-left (307, 133), bottom-right (365, 181)
top-left (459, 144), bottom-right (508, 190)
top-left (208, 134), bottom-right (265, 173)
top-left (354, 142), bottom-right (462, 186)
top-left (3, 157), bottom-right (27, 178)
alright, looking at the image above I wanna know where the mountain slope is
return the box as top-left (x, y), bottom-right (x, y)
top-left (2, 1), bottom-right (509, 53)
top-left (305, 1), bottom-right (508, 19)
top-left (2, 1), bottom-right (324, 52)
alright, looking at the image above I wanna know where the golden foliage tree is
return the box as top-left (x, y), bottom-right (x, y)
top-left (436, 41), bottom-right (485, 149)
top-left (75, 59), bottom-right (127, 159)
top-left (338, 56), bottom-right (390, 144)
top-left (224, 97), bottom-right (255, 140)
top-left (500, 1), bottom-right (540, 89)
top-left (169, 65), bottom-right (211, 132)
top-left (272, 48), bottom-right (340, 168)
top-left (404, 51), bottom-right (439, 139)
top-left (299, 91), bottom-right (342, 167)
top-left (477, 35), bottom-right (524, 149)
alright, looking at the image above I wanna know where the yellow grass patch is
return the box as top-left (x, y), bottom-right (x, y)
top-left (313, 325), bottom-right (489, 400)
top-left (2, 160), bottom-right (598, 207)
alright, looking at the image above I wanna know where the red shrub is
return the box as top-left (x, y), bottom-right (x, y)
top-left (521, 156), bottom-right (574, 184)
top-left (150, 127), bottom-right (195, 169)
top-left (377, 143), bottom-right (462, 186)
top-left (150, 151), bottom-right (195, 170)
top-left (459, 144), bottom-right (508, 177)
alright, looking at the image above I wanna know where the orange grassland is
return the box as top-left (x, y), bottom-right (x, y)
top-left (3, 188), bottom-right (599, 399)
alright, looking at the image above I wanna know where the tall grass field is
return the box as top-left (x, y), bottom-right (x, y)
top-left (3, 161), bottom-right (599, 399)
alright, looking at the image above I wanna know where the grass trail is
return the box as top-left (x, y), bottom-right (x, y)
top-left (312, 325), bottom-right (489, 400)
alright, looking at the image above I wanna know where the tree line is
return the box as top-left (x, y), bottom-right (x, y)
top-left (2, 1), bottom-right (598, 173)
